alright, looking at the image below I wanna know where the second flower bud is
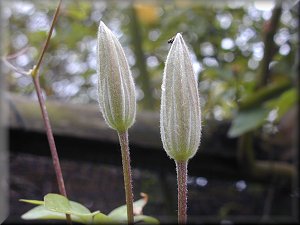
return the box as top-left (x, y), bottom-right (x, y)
top-left (97, 21), bottom-right (136, 132)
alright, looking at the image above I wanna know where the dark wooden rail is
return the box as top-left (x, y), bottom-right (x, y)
top-left (6, 92), bottom-right (295, 185)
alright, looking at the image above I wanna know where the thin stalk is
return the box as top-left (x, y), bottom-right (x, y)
top-left (35, 0), bottom-right (61, 70)
top-left (32, 76), bottom-right (71, 224)
top-left (176, 160), bottom-right (188, 224)
top-left (3, 0), bottom-right (71, 223)
top-left (32, 76), bottom-right (66, 196)
top-left (29, 1), bottom-right (71, 223)
top-left (117, 131), bottom-right (134, 224)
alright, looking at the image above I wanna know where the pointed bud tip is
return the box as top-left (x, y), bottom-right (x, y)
top-left (99, 21), bottom-right (108, 33)
top-left (172, 33), bottom-right (183, 45)
top-left (176, 33), bottom-right (182, 38)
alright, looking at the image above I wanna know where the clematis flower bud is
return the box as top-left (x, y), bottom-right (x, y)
top-left (160, 33), bottom-right (201, 162)
top-left (97, 21), bottom-right (136, 132)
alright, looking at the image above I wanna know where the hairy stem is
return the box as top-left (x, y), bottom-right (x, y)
top-left (118, 131), bottom-right (134, 224)
top-left (33, 76), bottom-right (71, 224)
top-left (176, 160), bottom-right (188, 224)
top-left (35, 0), bottom-right (61, 70)
top-left (32, 76), bottom-right (66, 195)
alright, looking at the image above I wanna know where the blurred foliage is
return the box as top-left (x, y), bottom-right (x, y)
top-left (2, 0), bottom-right (298, 136)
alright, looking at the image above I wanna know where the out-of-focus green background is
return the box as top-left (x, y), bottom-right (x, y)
top-left (4, 0), bottom-right (297, 115)
top-left (2, 0), bottom-right (298, 224)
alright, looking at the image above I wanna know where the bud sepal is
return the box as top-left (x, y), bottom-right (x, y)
top-left (97, 21), bottom-right (136, 132)
top-left (160, 33), bottom-right (201, 162)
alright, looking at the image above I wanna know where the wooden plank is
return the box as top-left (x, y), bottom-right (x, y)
top-left (6, 92), bottom-right (235, 156)
top-left (6, 92), bottom-right (295, 185)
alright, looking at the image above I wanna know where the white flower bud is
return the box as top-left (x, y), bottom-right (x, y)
top-left (97, 21), bottom-right (136, 132)
top-left (160, 33), bottom-right (201, 161)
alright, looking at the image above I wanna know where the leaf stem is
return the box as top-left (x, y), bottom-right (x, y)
top-left (3, 1), bottom-right (71, 223)
top-left (30, 2), bottom-right (72, 223)
top-left (117, 131), bottom-right (134, 224)
top-left (35, 0), bottom-right (62, 72)
top-left (32, 76), bottom-right (66, 196)
top-left (32, 75), bottom-right (71, 224)
top-left (176, 160), bottom-right (188, 224)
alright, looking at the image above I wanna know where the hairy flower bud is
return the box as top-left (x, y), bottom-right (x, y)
top-left (160, 33), bottom-right (201, 161)
top-left (97, 21), bottom-right (136, 132)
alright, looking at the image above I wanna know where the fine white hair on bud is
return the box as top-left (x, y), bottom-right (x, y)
top-left (160, 33), bottom-right (201, 162)
top-left (97, 21), bottom-right (136, 132)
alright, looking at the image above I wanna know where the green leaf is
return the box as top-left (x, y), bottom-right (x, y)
top-left (20, 192), bottom-right (159, 224)
top-left (265, 88), bottom-right (297, 121)
top-left (21, 205), bottom-right (84, 224)
top-left (43, 193), bottom-right (102, 224)
top-left (68, 201), bottom-right (101, 224)
top-left (92, 212), bottom-right (117, 224)
top-left (134, 215), bottom-right (160, 224)
top-left (239, 80), bottom-right (292, 110)
top-left (21, 198), bottom-right (107, 224)
top-left (21, 205), bottom-right (65, 220)
top-left (19, 199), bottom-right (44, 205)
top-left (107, 193), bottom-right (159, 224)
top-left (107, 204), bottom-right (127, 222)
top-left (228, 107), bottom-right (269, 138)
top-left (44, 193), bottom-right (71, 214)
top-left (69, 200), bottom-right (91, 215)
top-left (108, 193), bottom-right (148, 221)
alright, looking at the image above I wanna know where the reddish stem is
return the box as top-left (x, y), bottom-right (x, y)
top-left (118, 131), bottom-right (134, 224)
top-left (33, 76), bottom-right (67, 196)
top-left (176, 161), bottom-right (188, 224)
top-left (32, 76), bottom-right (71, 224)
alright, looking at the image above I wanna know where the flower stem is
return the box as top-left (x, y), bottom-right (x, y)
top-left (176, 160), bottom-right (188, 224)
top-left (32, 76), bottom-right (71, 224)
top-left (117, 131), bottom-right (134, 224)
